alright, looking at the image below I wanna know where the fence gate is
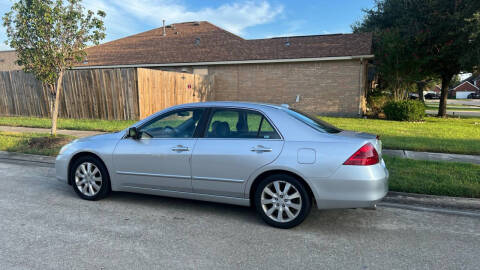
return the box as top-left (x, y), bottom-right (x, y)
top-left (137, 68), bottom-right (214, 119)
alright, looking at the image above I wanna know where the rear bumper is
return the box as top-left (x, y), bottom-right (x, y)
top-left (309, 160), bottom-right (389, 209)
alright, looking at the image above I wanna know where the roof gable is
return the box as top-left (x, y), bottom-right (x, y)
top-left (78, 21), bottom-right (373, 68)
top-left (453, 81), bottom-right (479, 91)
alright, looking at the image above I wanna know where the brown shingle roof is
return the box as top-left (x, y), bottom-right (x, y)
top-left (78, 21), bottom-right (372, 67)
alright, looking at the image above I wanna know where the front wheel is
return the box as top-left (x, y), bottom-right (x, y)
top-left (70, 155), bottom-right (111, 200)
top-left (254, 174), bottom-right (311, 229)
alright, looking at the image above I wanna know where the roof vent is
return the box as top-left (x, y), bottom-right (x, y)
top-left (194, 37), bottom-right (200, 45)
top-left (285, 37), bottom-right (290, 47)
top-left (193, 21), bottom-right (200, 26)
top-left (162, 20), bottom-right (166, 36)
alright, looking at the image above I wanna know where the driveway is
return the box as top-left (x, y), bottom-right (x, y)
top-left (1, 161), bottom-right (479, 270)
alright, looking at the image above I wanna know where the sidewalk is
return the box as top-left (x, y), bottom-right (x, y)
top-left (0, 125), bottom-right (104, 138)
top-left (383, 149), bottom-right (480, 165)
top-left (1, 125), bottom-right (479, 164)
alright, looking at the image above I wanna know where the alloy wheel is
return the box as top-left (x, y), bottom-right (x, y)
top-left (74, 162), bottom-right (103, 196)
top-left (261, 180), bottom-right (302, 223)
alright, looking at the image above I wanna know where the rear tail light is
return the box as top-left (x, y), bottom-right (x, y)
top-left (343, 143), bottom-right (379, 166)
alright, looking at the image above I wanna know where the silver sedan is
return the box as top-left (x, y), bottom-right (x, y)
top-left (56, 102), bottom-right (388, 228)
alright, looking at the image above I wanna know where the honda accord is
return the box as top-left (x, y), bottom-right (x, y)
top-left (56, 102), bottom-right (388, 228)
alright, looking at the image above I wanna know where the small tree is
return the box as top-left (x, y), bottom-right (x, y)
top-left (3, 0), bottom-right (105, 135)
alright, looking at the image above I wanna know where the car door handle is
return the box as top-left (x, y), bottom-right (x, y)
top-left (171, 145), bottom-right (190, 152)
top-left (251, 145), bottom-right (272, 153)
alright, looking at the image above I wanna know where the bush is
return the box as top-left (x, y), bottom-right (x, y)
top-left (367, 94), bottom-right (390, 117)
top-left (383, 100), bottom-right (425, 121)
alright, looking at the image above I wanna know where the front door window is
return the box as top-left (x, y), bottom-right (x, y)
top-left (139, 109), bottom-right (204, 139)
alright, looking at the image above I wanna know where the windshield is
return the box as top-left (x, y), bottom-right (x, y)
top-left (284, 108), bottom-right (342, 134)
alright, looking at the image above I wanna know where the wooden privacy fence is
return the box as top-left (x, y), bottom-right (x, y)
top-left (0, 68), bottom-right (214, 120)
top-left (137, 68), bottom-right (214, 119)
top-left (61, 68), bottom-right (139, 120)
top-left (0, 70), bottom-right (50, 117)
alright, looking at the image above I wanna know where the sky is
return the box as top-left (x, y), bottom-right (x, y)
top-left (0, 0), bottom-right (376, 50)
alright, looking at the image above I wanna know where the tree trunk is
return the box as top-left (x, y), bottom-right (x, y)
top-left (51, 70), bottom-right (65, 136)
top-left (416, 81), bottom-right (426, 103)
top-left (46, 84), bottom-right (54, 118)
top-left (437, 74), bottom-right (453, 117)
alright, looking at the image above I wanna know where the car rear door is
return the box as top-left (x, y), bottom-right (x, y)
top-left (191, 108), bottom-right (284, 198)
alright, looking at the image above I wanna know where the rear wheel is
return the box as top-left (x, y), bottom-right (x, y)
top-left (254, 174), bottom-right (311, 229)
top-left (70, 155), bottom-right (111, 200)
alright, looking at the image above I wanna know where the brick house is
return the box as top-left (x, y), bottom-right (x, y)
top-left (76, 21), bottom-right (373, 117)
top-left (0, 50), bottom-right (21, 71)
top-left (450, 75), bottom-right (480, 98)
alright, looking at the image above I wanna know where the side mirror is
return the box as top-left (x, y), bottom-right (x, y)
top-left (128, 127), bottom-right (140, 139)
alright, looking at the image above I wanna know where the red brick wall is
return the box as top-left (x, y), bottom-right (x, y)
top-left (208, 60), bottom-right (365, 117)
top-left (453, 81), bottom-right (479, 93)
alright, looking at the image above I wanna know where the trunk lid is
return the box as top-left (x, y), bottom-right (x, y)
top-left (336, 130), bottom-right (382, 155)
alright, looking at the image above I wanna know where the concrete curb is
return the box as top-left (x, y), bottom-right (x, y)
top-left (383, 191), bottom-right (480, 211)
top-left (383, 149), bottom-right (480, 164)
top-left (0, 151), bottom-right (55, 165)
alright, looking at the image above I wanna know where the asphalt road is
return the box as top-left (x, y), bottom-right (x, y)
top-left (1, 161), bottom-right (479, 270)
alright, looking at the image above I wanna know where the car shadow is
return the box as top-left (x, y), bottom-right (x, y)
top-left (54, 180), bottom-right (387, 231)
top-left (106, 191), bottom-right (263, 226)
top-left (102, 191), bottom-right (384, 231)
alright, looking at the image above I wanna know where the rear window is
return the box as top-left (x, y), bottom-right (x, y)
top-left (284, 109), bottom-right (342, 134)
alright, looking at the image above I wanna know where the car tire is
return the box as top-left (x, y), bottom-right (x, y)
top-left (70, 155), bottom-right (111, 201)
top-left (254, 174), bottom-right (311, 229)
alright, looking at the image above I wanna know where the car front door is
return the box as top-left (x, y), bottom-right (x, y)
top-left (113, 108), bottom-right (205, 192)
top-left (191, 108), bottom-right (284, 198)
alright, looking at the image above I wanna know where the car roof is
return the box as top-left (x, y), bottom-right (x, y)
top-left (171, 101), bottom-right (287, 111)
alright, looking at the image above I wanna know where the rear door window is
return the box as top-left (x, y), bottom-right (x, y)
top-left (205, 109), bottom-right (280, 139)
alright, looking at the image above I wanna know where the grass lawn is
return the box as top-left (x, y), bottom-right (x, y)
top-left (0, 132), bottom-right (75, 156)
top-left (384, 155), bottom-right (480, 198)
top-left (320, 116), bottom-right (480, 155)
top-left (0, 116), bottom-right (135, 132)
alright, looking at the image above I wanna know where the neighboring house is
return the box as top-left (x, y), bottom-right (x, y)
top-left (450, 75), bottom-right (480, 98)
top-left (76, 21), bottom-right (373, 117)
top-left (424, 85), bottom-right (441, 96)
top-left (0, 50), bottom-right (21, 71)
top-left (431, 85), bottom-right (441, 93)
